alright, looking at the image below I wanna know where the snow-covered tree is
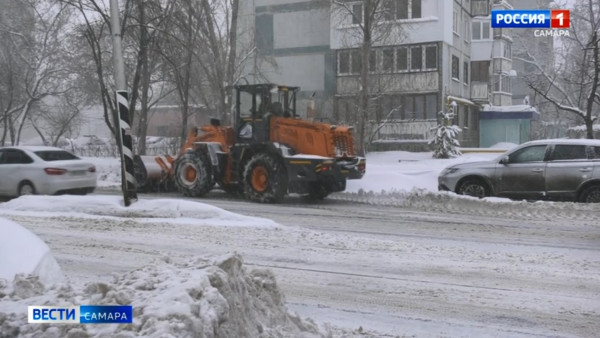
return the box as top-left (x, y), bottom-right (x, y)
top-left (430, 110), bottom-right (461, 159)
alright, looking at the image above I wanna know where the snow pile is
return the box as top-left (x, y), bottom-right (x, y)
top-left (0, 195), bottom-right (280, 228)
top-left (0, 254), bottom-right (325, 338)
top-left (0, 218), bottom-right (63, 288)
top-left (333, 189), bottom-right (600, 221)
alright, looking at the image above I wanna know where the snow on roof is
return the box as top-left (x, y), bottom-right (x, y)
top-left (481, 104), bottom-right (538, 113)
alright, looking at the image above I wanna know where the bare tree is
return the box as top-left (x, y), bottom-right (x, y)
top-left (192, 0), bottom-right (240, 122)
top-left (0, 0), bottom-right (76, 145)
top-left (60, 0), bottom-right (133, 139)
top-left (519, 0), bottom-right (600, 139)
top-left (29, 94), bottom-right (84, 146)
top-left (126, 0), bottom-right (178, 154)
top-left (158, 0), bottom-right (245, 149)
top-left (63, 0), bottom-right (177, 154)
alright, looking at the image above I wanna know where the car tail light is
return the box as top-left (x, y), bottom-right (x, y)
top-left (88, 166), bottom-right (96, 173)
top-left (44, 168), bottom-right (67, 175)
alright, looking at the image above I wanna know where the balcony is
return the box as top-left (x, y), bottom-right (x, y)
top-left (470, 81), bottom-right (489, 102)
top-left (471, 0), bottom-right (490, 17)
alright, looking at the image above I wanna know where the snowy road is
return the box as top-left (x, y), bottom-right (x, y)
top-left (3, 191), bottom-right (600, 337)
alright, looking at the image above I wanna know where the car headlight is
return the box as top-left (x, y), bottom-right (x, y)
top-left (441, 167), bottom-right (460, 175)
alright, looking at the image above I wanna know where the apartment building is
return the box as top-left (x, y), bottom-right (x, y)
top-left (331, 0), bottom-right (480, 147)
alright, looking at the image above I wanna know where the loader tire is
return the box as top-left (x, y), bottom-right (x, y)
top-left (174, 150), bottom-right (214, 197)
top-left (306, 183), bottom-right (330, 201)
top-left (243, 153), bottom-right (287, 203)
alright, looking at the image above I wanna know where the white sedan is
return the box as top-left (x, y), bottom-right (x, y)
top-left (0, 146), bottom-right (97, 197)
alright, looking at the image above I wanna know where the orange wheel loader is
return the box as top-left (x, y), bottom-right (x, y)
top-left (134, 84), bottom-right (365, 203)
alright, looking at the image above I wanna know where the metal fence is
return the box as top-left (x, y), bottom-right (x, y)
top-left (60, 136), bottom-right (182, 158)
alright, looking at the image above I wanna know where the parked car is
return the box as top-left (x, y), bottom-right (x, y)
top-left (0, 146), bottom-right (96, 197)
top-left (438, 139), bottom-right (600, 203)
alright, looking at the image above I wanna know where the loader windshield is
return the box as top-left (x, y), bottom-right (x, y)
top-left (239, 90), bottom-right (258, 119)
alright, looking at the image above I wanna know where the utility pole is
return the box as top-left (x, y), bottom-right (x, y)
top-left (110, 0), bottom-right (137, 206)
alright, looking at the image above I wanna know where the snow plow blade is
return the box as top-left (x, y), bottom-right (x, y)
top-left (133, 155), bottom-right (175, 192)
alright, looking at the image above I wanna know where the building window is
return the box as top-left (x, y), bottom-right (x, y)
top-left (493, 74), bottom-right (501, 92)
top-left (503, 43), bottom-right (512, 59)
top-left (411, 0), bottom-right (421, 18)
top-left (425, 94), bottom-right (437, 119)
top-left (396, 0), bottom-right (408, 19)
top-left (339, 44), bottom-right (437, 76)
top-left (338, 50), bottom-right (361, 75)
top-left (351, 50), bottom-right (361, 74)
top-left (352, 3), bottom-right (363, 25)
top-left (383, 0), bottom-right (395, 21)
top-left (501, 75), bottom-right (511, 92)
top-left (400, 93), bottom-right (438, 120)
top-left (382, 0), bottom-right (421, 21)
top-left (397, 47), bottom-right (408, 72)
top-left (472, 20), bottom-right (491, 40)
top-left (463, 61), bottom-right (469, 84)
top-left (452, 55), bottom-right (460, 80)
top-left (463, 19), bottom-right (470, 42)
top-left (482, 21), bottom-right (490, 39)
top-left (471, 61), bottom-right (489, 82)
top-left (472, 21), bottom-right (481, 40)
top-left (492, 74), bottom-right (511, 93)
top-left (339, 51), bottom-right (350, 74)
top-left (382, 48), bottom-right (394, 72)
top-left (410, 46), bottom-right (422, 71)
top-left (425, 45), bottom-right (437, 70)
top-left (396, 44), bottom-right (437, 72)
top-left (369, 50), bottom-right (377, 73)
top-left (453, 11), bottom-right (459, 35)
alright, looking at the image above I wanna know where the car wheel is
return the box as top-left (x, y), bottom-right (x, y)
top-left (18, 182), bottom-right (36, 196)
top-left (457, 179), bottom-right (489, 198)
top-left (579, 185), bottom-right (600, 203)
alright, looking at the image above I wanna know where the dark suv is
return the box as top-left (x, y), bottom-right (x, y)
top-left (438, 139), bottom-right (600, 202)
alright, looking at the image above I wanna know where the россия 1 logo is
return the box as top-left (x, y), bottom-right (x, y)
top-left (492, 9), bottom-right (570, 37)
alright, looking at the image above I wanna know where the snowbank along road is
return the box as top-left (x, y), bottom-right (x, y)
top-left (2, 190), bottom-right (600, 337)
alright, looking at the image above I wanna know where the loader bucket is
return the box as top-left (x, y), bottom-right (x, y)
top-left (133, 155), bottom-right (175, 192)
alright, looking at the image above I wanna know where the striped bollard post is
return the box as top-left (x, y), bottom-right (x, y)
top-left (116, 90), bottom-right (138, 206)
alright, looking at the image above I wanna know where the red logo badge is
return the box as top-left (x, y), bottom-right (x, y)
top-left (551, 10), bottom-right (570, 29)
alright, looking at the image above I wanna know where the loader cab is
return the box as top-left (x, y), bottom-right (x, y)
top-left (234, 84), bottom-right (298, 143)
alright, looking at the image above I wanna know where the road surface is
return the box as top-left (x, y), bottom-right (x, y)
top-left (4, 190), bottom-right (600, 337)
